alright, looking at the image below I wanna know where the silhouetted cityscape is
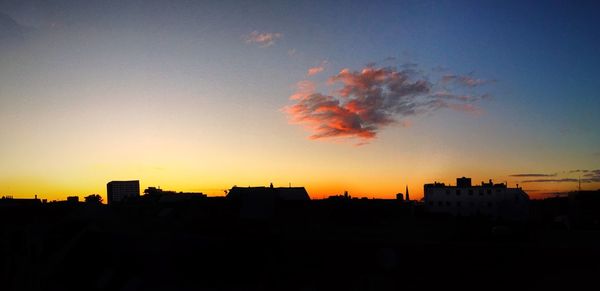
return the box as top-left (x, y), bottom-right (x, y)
top-left (1, 177), bottom-right (599, 290)
top-left (2, 2), bottom-right (600, 290)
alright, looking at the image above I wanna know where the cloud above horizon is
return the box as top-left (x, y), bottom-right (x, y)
top-left (307, 66), bottom-right (324, 76)
top-left (518, 169), bottom-right (600, 183)
top-left (284, 64), bottom-right (490, 143)
top-left (244, 31), bottom-right (282, 47)
top-left (510, 173), bottom-right (557, 177)
top-left (307, 61), bottom-right (327, 76)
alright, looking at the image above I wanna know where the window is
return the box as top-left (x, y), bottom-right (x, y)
top-left (456, 189), bottom-right (461, 196)
top-left (468, 189), bottom-right (473, 196)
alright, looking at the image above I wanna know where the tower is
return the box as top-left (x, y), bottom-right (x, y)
top-left (405, 185), bottom-right (410, 201)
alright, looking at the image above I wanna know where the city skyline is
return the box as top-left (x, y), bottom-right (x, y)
top-left (1, 1), bottom-right (599, 200)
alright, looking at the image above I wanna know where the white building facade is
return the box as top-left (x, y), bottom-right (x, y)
top-left (424, 177), bottom-right (529, 221)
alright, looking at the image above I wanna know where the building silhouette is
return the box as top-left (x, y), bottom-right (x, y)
top-left (226, 185), bottom-right (310, 219)
top-left (0, 195), bottom-right (41, 207)
top-left (107, 180), bottom-right (140, 204)
top-left (143, 186), bottom-right (206, 203)
top-left (226, 185), bottom-right (310, 201)
top-left (424, 177), bottom-right (529, 220)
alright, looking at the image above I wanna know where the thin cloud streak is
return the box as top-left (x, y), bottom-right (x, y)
top-left (510, 173), bottom-right (557, 177)
top-left (522, 178), bottom-right (578, 183)
top-left (520, 169), bottom-right (600, 183)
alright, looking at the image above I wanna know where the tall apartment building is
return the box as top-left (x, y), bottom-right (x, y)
top-left (107, 180), bottom-right (140, 204)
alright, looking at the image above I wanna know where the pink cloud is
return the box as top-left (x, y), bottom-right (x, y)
top-left (284, 64), bottom-right (490, 143)
top-left (307, 66), bottom-right (324, 76)
top-left (244, 31), bottom-right (282, 47)
top-left (289, 80), bottom-right (316, 100)
top-left (307, 61), bottom-right (328, 76)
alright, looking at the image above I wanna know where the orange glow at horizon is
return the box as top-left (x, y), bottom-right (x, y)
top-left (2, 169), bottom-right (596, 202)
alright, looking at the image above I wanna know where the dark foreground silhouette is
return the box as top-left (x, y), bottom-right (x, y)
top-left (1, 190), bottom-right (599, 291)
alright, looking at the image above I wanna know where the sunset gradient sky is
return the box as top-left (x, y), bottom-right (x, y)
top-left (1, 0), bottom-right (599, 200)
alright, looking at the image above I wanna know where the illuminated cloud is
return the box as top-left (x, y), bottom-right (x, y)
top-left (244, 30), bottom-right (282, 47)
top-left (307, 66), bottom-right (324, 76)
top-left (284, 65), bottom-right (489, 143)
top-left (307, 61), bottom-right (327, 76)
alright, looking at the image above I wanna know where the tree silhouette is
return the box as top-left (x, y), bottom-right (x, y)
top-left (84, 194), bottom-right (103, 204)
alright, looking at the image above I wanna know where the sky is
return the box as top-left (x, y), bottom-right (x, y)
top-left (1, 0), bottom-right (599, 201)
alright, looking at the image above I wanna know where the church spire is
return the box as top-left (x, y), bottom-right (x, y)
top-left (405, 185), bottom-right (410, 201)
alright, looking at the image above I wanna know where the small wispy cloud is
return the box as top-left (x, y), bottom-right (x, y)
top-left (307, 66), bottom-right (324, 76)
top-left (244, 30), bottom-right (282, 47)
top-left (307, 61), bottom-right (328, 76)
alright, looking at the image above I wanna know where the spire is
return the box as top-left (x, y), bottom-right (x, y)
top-left (405, 185), bottom-right (410, 201)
